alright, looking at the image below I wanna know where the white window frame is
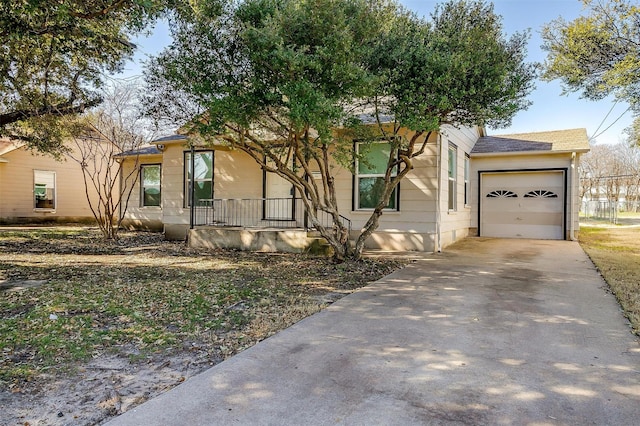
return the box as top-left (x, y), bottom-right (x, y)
top-left (448, 143), bottom-right (457, 211)
top-left (464, 153), bottom-right (470, 207)
top-left (34, 170), bottom-right (56, 211)
top-left (140, 164), bottom-right (162, 207)
top-left (354, 141), bottom-right (399, 211)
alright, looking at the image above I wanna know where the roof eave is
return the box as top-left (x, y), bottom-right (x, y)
top-left (471, 148), bottom-right (590, 157)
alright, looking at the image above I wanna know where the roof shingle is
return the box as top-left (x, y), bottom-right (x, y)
top-left (472, 128), bottom-right (590, 155)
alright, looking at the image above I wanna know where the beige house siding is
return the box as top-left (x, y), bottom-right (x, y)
top-left (0, 142), bottom-right (108, 224)
top-left (438, 125), bottom-right (479, 250)
top-left (124, 143), bottom-right (265, 239)
top-left (214, 149), bottom-right (264, 199)
top-left (150, 143), bottom-right (188, 239)
top-left (119, 153), bottom-right (164, 231)
top-left (470, 152), bottom-right (582, 240)
top-left (341, 125), bottom-right (478, 252)
top-left (344, 131), bottom-right (438, 251)
top-left (123, 125), bottom-right (481, 251)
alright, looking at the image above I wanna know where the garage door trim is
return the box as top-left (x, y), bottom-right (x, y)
top-left (477, 168), bottom-right (568, 240)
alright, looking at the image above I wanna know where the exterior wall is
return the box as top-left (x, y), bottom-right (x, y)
top-left (437, 126), bottom-right (478, 250)
top-left (340, 125), bottom-right (480, 252)
top-left (160, 143), bottom-right (264, 240)
top-left (123, 124), bottom-right (482, 250)
top-left (0, 143), bottom-right (109, 224)
top-left (470, 152), bottom-right (580, 240)
top-left (119, 154), bottom-right (164, 231)
top-left (214, 149), bottom-right (264, 199)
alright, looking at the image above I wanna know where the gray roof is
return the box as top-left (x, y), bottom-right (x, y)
top-left (115, 145), bottom-right (163, 158)
top-left (472, 128), bottom-right (590, 155)
top-left (152, 134), bottom-right (188, 143)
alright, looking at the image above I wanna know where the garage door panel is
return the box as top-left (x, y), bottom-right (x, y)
top-left (482, 224), bottom-right (563, 239)
top-left (482, 212), bottom-right (563, 226)
top-left (480, 171), bottom-right (565, 240)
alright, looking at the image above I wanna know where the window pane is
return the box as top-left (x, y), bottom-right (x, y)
top-left (142, 165), bottom-right (161, 207)
top-left (464, 156), bottom-right (470, 181)
top-left (464, 156), bottom-right (470, 205)
top-left (448, 178), bottom-right (456, 210)
top-left (142, 165), bottom-right (160, 186)
top-left (143, 188), bottom-right (161, 206)
top-left (185, 151), bottom-right (214, 207)
top-left (448, 147), bottom-right (456, 179)
top-left (187, 152), bottom-right (213, 180)
top-left (34, 170), bottom-right (55, 209)
top-left (358, 143), bottom-right (391, 174)
top-left (358, 177), bottom-right (396, 209)
top-left (194, 181), bottom-right (213, 204)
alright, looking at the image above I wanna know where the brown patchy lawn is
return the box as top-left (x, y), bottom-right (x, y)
top-left (579, 225), bottom-right (640, 335)
top-left (0, 227), bottom-right (407, 425)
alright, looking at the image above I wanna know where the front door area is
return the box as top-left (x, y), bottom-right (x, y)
top-left (264, 169), bottom-right (295, 220)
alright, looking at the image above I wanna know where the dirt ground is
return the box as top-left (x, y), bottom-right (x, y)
top-left (1, 347), bottom-right (215, 426)
top-left (0, 228), bottom-right (405, 426)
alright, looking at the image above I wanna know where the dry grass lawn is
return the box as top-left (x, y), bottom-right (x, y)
top-left (579, 225), bottom-right (640, 335)
top-left (0, 227), bottom-right (407, 425)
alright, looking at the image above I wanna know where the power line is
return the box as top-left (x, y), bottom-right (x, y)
top-left (590, 100), bottom-right (619, 139)
top-left (590, 106), bottom-right (631, 141)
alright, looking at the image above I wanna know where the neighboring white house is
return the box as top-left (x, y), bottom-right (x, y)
top-left (118, 126), bottom-right (589, 252)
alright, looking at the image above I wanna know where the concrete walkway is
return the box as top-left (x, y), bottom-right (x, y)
top-left (107, 238), bottom-right (640, 425)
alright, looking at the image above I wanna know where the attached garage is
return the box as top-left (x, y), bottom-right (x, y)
top-left (479, 170), bottom-right (565, 239)
top-left (470, 129), bottom-right (590, 241)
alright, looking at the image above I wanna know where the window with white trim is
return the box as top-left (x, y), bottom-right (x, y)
top-left (448, 143), bottom-right (457, 211)
top-left (141, 164), bottom-right (161, 207)
top-left (184, 151), bottom-right (214, 207)
top-left (464, 154), bottom-right (470, 206)
top-left (34, 170), bottom-right (56, 210)
top-left (355, 142), bottom-right (398, 210)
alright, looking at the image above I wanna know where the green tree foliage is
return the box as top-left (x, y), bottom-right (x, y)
top-left (144, 0), bottom-right (536, 260)
top-left (0, 0), bottom-right (168, 154)
top-left (542, 0), bottom-right (640, 144)
top-left (357, 0), bottom-right (536, 254)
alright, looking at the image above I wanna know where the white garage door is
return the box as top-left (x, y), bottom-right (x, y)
top-left (480, 171), bottom-right (565, 240)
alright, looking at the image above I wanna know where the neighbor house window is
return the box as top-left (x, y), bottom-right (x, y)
top-left (448, 143), bottom-right (457, 211)
top-left (355, 142), bottom-right (398, 210)
top-left (34, 170), bottom-right (56, 210)
top-left (141, 164), bottom-right (161, 207)
top-left (184, 151), bottom-right (214, 207)
top-left (464, 154), bottom-right (470, 206)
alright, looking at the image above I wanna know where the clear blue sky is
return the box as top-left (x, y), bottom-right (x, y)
top-left (120, 0), bottom-right (633, 145)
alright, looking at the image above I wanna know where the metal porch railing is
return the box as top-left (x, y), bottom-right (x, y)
top-left (193, 198), bottom-right (351, 233)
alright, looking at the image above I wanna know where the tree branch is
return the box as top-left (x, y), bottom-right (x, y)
top-left (0, 98), bottom-right (102, 127)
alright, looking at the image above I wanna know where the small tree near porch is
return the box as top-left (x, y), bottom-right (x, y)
top-left (144, 0), bottom-right (536, 260)
top-left (68, 81), bottom-right (154, 240)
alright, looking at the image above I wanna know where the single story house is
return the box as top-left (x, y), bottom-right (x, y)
top-left (118, 125), bottom-right (590, 253)
top-left (0, 138), bottom-right (113, 225)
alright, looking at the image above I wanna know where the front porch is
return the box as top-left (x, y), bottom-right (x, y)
top-left (188, 198), bottom-right (351, 254)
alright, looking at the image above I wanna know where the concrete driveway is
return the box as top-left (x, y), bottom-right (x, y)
top-left (107, 238), bottom-right (640, 425)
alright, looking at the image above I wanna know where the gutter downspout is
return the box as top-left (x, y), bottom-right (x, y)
top-left (435, 134), bottom-right (442, 252)
top-left (569, 152), bottom-right (577, 241)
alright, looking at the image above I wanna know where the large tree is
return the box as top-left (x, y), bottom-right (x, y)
top-left (144, 0), bottom-right (536, 260)
top-left (357, 0), bottom-right (535, 254)
top-left (0, 0), bottom-right (169, 154)
top-left (541, 0), bottom-right (640, 144)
